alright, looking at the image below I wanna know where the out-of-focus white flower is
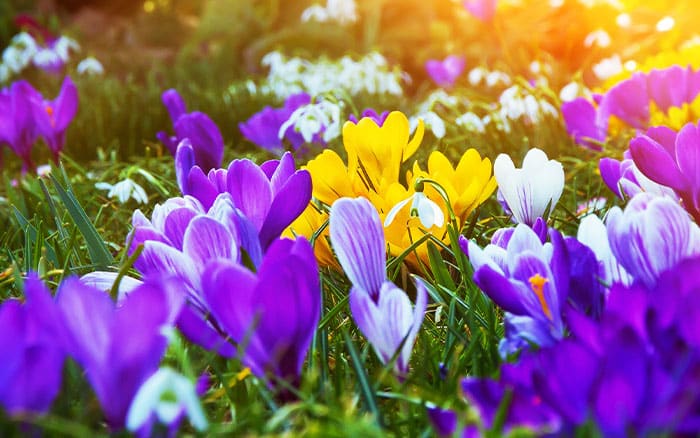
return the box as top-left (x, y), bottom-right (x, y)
top-left (584, 29), bottom-right (611, 48)
top-left (261, 51), bottom-right (403, 99)
top-left (455, 112), bottom-right (486, 133)
top-left (301, 0), bottom-right (357, 25)
top-left (559, 82), bottom-right (582, 102)
top-left (410, 111), bottom-right (445, 139)
top-left (494, 148), bottom-right (564, 226)
top-left (96, 178), bottom-right (149, 204)
top-left (279, 100), bottom-right (342, 143)
top-left (2, 32), bottom-right (38, 73)
top-left (384, 192), bottom-right (445, 229)
top-left (127, 367), bottom-right (207, 433)
top-left (593, 55), bottom-right (623, 81)
top-left (656, 16), bottom-right (675, 32)
top-left (77, 56), bottom-right (104, 75)
top-left (0, 64), bottom-right (10, 83)
top-left (36, 164), bottom-right (52, 177)
top-left (497, 86), bottom-right (558, 125)
top-left (616, 13), bottom-right (631, 28)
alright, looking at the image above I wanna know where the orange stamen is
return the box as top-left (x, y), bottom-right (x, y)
top-left (528, 273), bottom-right (552, 320)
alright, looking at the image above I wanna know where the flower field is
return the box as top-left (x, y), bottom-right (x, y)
top-left (1, 0), bottom-right (700, 436)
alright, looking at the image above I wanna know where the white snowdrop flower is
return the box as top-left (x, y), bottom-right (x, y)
top-left (95, 178), bottom-right (149, 204)
top-left (3, 32), bottom-right (37, 73)
top-left (616, 13), bottom-right (631, 28)
top-left (592, 54), bottom-right (623, 81)
top-left (127, 367), bottom-right (207, 433)
top-left (384, 192), bottom-right (445, 229)
top-left (486, 71), bottom-right (511, 87)
top-left (559, 82), bottom-right (581, 102)
top-left (455, 112), bottom-right (486, 133)
top-left (624, 60), bottom-right (637, 71)
top-left (36, 164), bottom-right (52, 177)
top-left (301, 0), bottom-right (357, 25)
top-left (468, 67), bottom-right (487, 85)
top-left (656, 16), bottom-right (675, 32)
top-left (77, 56), bottom-right (104, 75)
top-left (494, 148), bottom-right (564, 226)
top-left (411, 112), bottom-right (445, 139)
top-left (539, 100), bottom-right (559, 118)
top-left (584, 29), bottom-right (611, 48)
top-left (279, 100), bottom-right (342, 143)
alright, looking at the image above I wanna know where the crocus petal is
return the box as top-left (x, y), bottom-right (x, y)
top-left (629, 134), bottom-right (685, 189)
top-left (329, 197), bottom-right (386, 299)
top-left (258, 169), bottom-right (312, 249)
top-left (175, 140), bottom-right (195, 195)
top-left (226, 159), bottom-right (273, 232)
top-left (182, 216), bottom-right (239, 267)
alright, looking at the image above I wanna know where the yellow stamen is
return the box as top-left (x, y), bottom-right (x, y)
top-left (528, 273), bottom-right (552, 320)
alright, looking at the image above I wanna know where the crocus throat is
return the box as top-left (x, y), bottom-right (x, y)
top-left (45, 105), bottom-right (56, 127)
top-left (528, 273), bottom-right (552, 320)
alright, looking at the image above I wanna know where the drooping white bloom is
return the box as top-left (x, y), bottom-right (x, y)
top-left (410, 111), bottom-right (445, 139)
top-left (2, 32), bottom-right (38, 73)
top-left (77, 56), bottom-right (104, 75)
top-left (584, 29), bottom-right (611, 48)
top-left (301, 0), bottom-right (358, 25)
top-left (455, 112), bottom-right (486, 133)
top-left (559, 81), bottom-right (582, 102)
top-left (127, 367), bottom-right (207, 433)
top-left (95, 178), bottom-right (149, 204)
top-left (278, 100), bottom-right (342, 143)
top-left (593, 54), bottom-right (623, 81)
top-left (384, 192), bottom-right (445, 229)
top-left (494, 148), bottom-right (564, 226)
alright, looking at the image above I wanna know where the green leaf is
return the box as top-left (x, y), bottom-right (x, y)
top-left (49, 174), bottom-right (114, 268)
top-left (342, 328), bottom-right (381, 424)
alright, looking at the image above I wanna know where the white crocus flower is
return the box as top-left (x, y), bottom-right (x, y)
top-left (384, 192), bottom-right (445, 229)
top-left (77, 56), bottom-right (104, 75)
top-left (577, 214), bottom-right (632, 287)
top-left (95, 178), bottom-right (148, 204)
top-left (127, 367), bottom-right (207, 433)
top-left (494, 148), bottom-right (564, 226)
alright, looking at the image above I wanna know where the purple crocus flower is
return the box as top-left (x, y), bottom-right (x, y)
top-left (464, 255), bottom-right (700, 436)
top-left (203, 237), bottom-right (320, 393)
top-left (175, 146), bottom-right (312, 250)
top-left (55, 276), bottom-right (184, 430)
top-left (425, 55), bottom-right (465, 88)
top-left (348, 108), bottom-right (390, 126)
top-left (329, 197), bottom-right (428, 376)
top-left (129, 193), bottom-right (255, 357)
top-left (561, 97), bottom-right (606, 149)
top-left (463, 224), bottom-right (569, 351)
top-left (31, 76), bottom-right (78, 162)
top-left (606, 193), bottom-right (700, 289)
top-left (463, 0), bottom-right (497, 22)
top-left (629, 123), bottom-right (700, 222)
top-left (156, 89), bottom-right (224, 172)
top-left (599, 152), bottom-right (678, 200)
top-left (0, 80), bottom-right (40, 171)
top-left (0, 273), bottom-right (65, 416)
top-left (239, 93), bottom-right (310, 155)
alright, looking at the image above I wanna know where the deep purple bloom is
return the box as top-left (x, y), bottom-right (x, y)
top-left (630, 123), bottom-right (700, 222)
top-left (203, 237), bottom-right (320, 391)
top-left (329, 197), bottom-right (427, 376)
top-left (0, 274), bottom-right (65, 416)
top-left (599, 152), bottom-right (677, 200)
top-left (463, 256), bottom-right (700, 436)
top-left (0, 80), bottom-right (40, 171)
top-left (55, 276), bottom-right (183, 429)
top-left (464, 224), bottom-right (569, 351)
top-left (348, 108), bottom-right (390, 126)
top-left (561, 97), bottom-right (605, 149)
top-left (425, 55), bottom-right (465, 88)
top-left (426, 405), bottom-right (458, 437)
top-left (239, 93), bottom-right (310, 154)
top-left (156, 89), bottom-right (224, 172)
top-left (31, 76), bottom-right (78, 162)
top-left (606, 193), bottom-right (700, 289)
top-left (463, 0), bottom-right (497, 22)
top-left (175, 147), bottom-right (312, 250)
